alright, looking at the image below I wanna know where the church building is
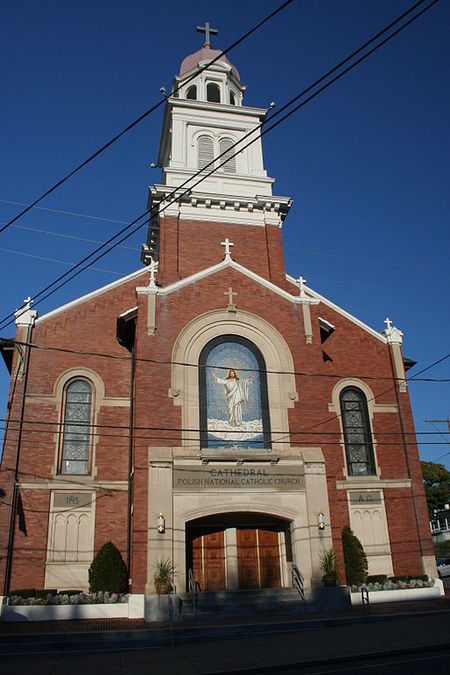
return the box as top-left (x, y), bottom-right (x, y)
top-left (0, 27), bottom-right (435, 598)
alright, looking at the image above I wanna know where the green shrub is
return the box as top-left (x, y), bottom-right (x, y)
top-left (60, 590), bottom-right (84, 596)
top-left (366, 574), bottom-right (387, 584)
top-left (389, 574), bottom-right (428, 583)
top-left (9, 588), bottom-right (36, 598)
top-left (342, 525), bottom-right (368, 586)
top-left (88, 542), bottom-right (128, 593)
top-left (35, 589), bottom-right (57, 600)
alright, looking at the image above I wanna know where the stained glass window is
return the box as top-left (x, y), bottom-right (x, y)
top-left (340, 387), bottom-right (375, 476)
top-left (59, 380), bottom-right (92, 475)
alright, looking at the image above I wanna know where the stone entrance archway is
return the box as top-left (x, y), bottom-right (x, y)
top-left (185, 512), bottom-right (291, 591)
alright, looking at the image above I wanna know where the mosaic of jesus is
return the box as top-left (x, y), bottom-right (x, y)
top-left (205, 340), bottom-right (264, 449)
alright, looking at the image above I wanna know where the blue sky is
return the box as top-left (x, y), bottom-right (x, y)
top-left (1, 1), bottom-right (449, 466)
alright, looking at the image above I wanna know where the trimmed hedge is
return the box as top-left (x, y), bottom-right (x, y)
top-left (9, 588), bottom-right (58, 599)
top-left (389, 574), bottom-right (428, 582)
top-left (342, 525), bottom-right (368, 586)
top-left (88, 541), bottom-right (128, 593)
top-left (366, 574), bottom-right (387, 584)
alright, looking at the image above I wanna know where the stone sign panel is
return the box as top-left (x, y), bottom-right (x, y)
top-left (173, 464), bottom-right (304, 491)
top-left (53, 493), bottom-right (92, 509)
top-left (349, 491), bottom-right (381, 505)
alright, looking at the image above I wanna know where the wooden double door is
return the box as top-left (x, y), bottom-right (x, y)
top-left (190, 526), bottom-right (281, 591)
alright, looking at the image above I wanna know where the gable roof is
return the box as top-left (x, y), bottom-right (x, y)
top-left (35, 257), bottom-right (387, 344)
top-left (36, 266), bottom-right (149, 325)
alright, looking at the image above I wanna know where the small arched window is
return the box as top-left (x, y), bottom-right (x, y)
top-left (207, 83), bottom-right (221, 103)
top-left (59, 379), bottom-right (93, 475)
top-left (219, 138), bottom-right (236, 174)
top-left (340, 387), bottom-right (375, 476)
top-left (186, 85), bottom-right (197, 100)
top-left (229, 91), bottom-right (236, 105)
top-left (198, 135), bottom-right (214, 170)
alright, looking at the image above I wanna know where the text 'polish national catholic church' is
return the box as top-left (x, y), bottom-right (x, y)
top-left (0, 25), bottom-right (435, 599)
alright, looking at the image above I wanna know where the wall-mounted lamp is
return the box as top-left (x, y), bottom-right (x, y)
top-left (157, 513), bottom-right (165, 534)
top-left (318, 513), bottom-right (325, 531)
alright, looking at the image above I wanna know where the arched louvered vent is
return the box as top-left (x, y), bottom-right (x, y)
top-left (219, 138), bottom-right (236, 174)
top-left (198, 135), bottom-right (214, 170)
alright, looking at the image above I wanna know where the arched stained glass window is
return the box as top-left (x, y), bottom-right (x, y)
top-left (340, 387), bottom-right (375, 476)
top-left (206, 82), bottom-right (221, 103)
top-left (219, 138), bottom-right (236, 174)
top-left (59, 379), bottom-right (92, 475)
top-left (199, 336), bottom-right (271, 450)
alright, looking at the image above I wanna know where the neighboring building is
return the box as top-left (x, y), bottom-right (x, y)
top-left (430, 505), bottom-right (450, 543)
top-left (0, 30), bottom-right (436, 596)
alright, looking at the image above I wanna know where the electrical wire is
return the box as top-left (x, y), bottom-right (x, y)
top-left (0, 1), bottom-right (294, 238)
top-left (0, 0), bottom-right (438, 331)
top-left (10, 339), bottom-right (450, 382)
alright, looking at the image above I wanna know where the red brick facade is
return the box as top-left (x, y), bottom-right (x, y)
top-left (0, 219), bottom-right (434, 593)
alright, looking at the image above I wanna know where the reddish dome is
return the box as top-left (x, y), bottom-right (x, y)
top-left (180, 46), bottom-right (240, 82)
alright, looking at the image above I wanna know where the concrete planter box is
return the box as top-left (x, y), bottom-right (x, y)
top-left (0, 594), bottom-right (145, 622)
top-left (309, 585), bottom-right (351, 611)
top-left (350, 579), bottom-right (444, 605)
top-left (145, 594), bottom-right (182, 622)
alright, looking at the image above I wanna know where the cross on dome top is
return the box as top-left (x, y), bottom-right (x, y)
top-left (196, 21), bottom-right (218, 48)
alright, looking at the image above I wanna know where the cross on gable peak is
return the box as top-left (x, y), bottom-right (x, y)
top-left (148, 257), bottom-right (159, 288)
top-left (196, 21), bottom-right (218, 48)
top-left (220, 238), bottom-right (234, 260)
top-left (23, 296), bottom-right (33, 308)
top-left (384, 316), bottom-right (393, 332)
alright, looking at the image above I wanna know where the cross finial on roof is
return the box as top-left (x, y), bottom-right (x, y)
top-left (221, 238), bottom-right (234, 260)
top-left (384, 316), bottom-right (393, 332)
top-left (197, 21), bottom-right (218, 48)
top-left (296, 276), bottom-right (307, 298)
top-left (23, 296), bottom-right (33, 309)
top-left (148, 257), bottom-right (159, 288)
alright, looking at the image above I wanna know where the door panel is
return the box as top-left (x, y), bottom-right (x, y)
top-left (191, 533), bottom-right (203, 590)
top-left (258, 529), bottom-right (281, 588)
top-left (203, 530), bottom-right (226, 591)
top-left (237, 528), bottom-right (259, 589)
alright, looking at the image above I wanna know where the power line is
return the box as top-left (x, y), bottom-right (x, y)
top-left (6, 224), bottom-right (139, 252)
top-left (8, 339), bottom-right (450, 383)
top-left (0, 1), bottom-right (294, 238)
top-left (2, 415), bottom-right (448, 437)
top-left (0, 199), bottom-right (129, 225)
top-left (0, 247), bottom-right (124, 276)
top-left (0, 1), bottom-right (438, 332)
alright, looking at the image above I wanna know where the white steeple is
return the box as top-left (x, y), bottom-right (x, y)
top-left (147, 26), bottom-right (292, 231)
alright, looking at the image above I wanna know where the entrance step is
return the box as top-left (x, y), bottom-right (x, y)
top-left (178, 588), bottom-right (314, 619)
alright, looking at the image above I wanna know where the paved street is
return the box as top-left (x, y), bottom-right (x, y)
top-left (1, 609), bottom-right (449, 674)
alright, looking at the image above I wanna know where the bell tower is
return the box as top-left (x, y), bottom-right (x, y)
top-left (142, 24), bottom-right (292, 286)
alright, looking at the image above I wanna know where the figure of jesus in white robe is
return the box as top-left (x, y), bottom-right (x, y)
top-left (212, 369), bottom-right (254, 427)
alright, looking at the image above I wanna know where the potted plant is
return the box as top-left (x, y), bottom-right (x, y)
top-left (319, 548), bottom-right (338, 587)
top-left (153, 558), bottom-right (175, 594)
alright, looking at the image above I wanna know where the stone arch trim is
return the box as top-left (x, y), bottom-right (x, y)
top-left (54, 367), bottom-right (106, 413)
top-left (170, 309), bottom-right (298, 452)
top-left (180, 502), bottom-right (298, 524)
